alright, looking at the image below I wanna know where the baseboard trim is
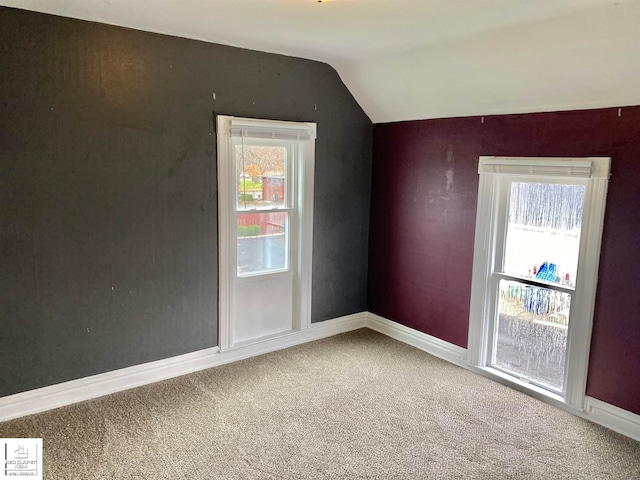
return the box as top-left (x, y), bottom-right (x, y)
top-left (0, 312), bottom-right (367, 422)
top-left (216, 312), bottom-right (368, 367)
top-left (0, 345), bottom-right (221, 422)
top-left (3, 311), bottom-right (639, 445)
top-left (367, 312), bottom-right (467, 366)
top-left (366, 313), bottom-right (640, 443)
top-left (584, 397), bottom-right (640, 442)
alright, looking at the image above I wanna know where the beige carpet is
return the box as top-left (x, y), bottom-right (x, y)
top-left (1, 329), bottom-right (639, 479)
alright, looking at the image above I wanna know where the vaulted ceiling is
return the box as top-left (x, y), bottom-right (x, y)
top-left (3, 0), bottom-right (640, 123)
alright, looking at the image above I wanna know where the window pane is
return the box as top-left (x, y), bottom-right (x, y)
top-left (235, 145), bottom-right (287, 209)
top-left (503, 182), bottom-right (585, 287)
top-left (237, 212), bottom-right (288, 276)
top-left (493, 280), bottom-right (570, 391)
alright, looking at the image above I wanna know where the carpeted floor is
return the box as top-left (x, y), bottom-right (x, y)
top-left (2, 329), bottom-right (639, 479)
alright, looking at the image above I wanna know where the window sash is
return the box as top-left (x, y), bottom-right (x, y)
top-left (233, 138), bottom-right (296, 211)
top-left (236, 211), bottom-right (290, 278)
top-left (493, 272), bottom-right (575, 294)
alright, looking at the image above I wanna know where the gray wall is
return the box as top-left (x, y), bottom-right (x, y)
top-left (0, 7), bottom-right (372, 397)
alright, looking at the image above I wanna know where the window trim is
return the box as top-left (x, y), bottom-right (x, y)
top-left (217, 116), bottom-right (316, 351)
top-left (467, 156), bottom-right (611, 410)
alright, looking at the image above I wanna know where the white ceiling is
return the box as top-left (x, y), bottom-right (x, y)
top-left (3, 0), bottom-right (640, 123)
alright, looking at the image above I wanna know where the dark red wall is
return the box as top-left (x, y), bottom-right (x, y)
top-left (369, 106), bottom-right (640, 414)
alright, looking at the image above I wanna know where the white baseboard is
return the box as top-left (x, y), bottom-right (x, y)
top-left (0, 312), bottom-right (367, 422)
top-left (584, 397), bottom-right (640, 442)
top-left (0, 345), bottom-right (220, 423)
top-left (366, 312), bottom-right (640, 443)
top-left (215, 312), bottom-right (368, 366)
top-left (3, 310), bottom-right (639, 445)
top-left (367, 312), bottom-right (467, 366)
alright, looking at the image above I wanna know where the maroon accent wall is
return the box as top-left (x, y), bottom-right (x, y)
top-left (369, 106), bottom-right (640, 414)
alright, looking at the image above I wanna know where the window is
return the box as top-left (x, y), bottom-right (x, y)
top-left (468, 157), bottom-right (611, 409)
top-left (235, 141), bottom-right (292, 276)
top-left (217, 116), bottom-right (316, 350)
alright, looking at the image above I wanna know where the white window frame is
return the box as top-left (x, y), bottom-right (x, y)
top-left (234, 137), bottom-right (295, 278)
top-left (467, 156), bottom-right (611, 410)
top-left (217, 116), bottom-right (316, 351)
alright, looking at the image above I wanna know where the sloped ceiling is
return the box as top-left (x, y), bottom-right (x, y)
top-left (2, 0), bottom-right (640, 123)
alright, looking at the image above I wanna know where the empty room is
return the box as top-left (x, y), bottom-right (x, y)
top-left (1, 1), bottom-right (640, 478)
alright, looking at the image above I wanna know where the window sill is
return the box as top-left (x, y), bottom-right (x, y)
top-left (471, 365), bottom-right (582, 414)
